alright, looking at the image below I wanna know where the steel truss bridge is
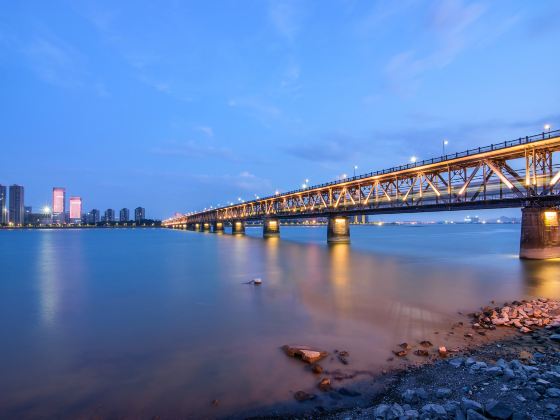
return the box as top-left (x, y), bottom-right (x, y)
top-left (164, 130), bottom-right (560, 258)
top-left (165, 130), bottom-right (560, 226)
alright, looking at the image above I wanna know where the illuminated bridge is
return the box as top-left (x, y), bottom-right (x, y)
top-left (164, 130), bottom-right (560, 259)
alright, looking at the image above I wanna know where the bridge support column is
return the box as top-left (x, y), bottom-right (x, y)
top-left (520, 207), bottom-right (560, 259)
top-left (232, 220), bottom-right (245, 235)
top-left (194, 223), bottom-right (203, 232)
top-left (212, 221), bottom-right (224, 233)
top-left (202, 222), bottom-right (211, 232)
top-left (263, 218), bottom-right (280, 238)
top-left (327, 215), bottom-right (350, 244)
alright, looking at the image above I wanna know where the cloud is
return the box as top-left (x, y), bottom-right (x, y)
top-left (385, 0), bottom-right (486, 96)
top-left (151, 140), bottom-right (237, 161)
top-left (268, 0), bottom-right (303, 42)
top-left (228, 96), bottom-right (282, 121)
top-left (193, 171), bottom-right (272, 192)
top-left (195, 126), bottom-right (214, 138)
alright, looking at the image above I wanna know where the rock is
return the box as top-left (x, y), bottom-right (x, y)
top-left (449, 357), bottom-right (464, 368)
top-left (438, 346), bottom-right (447, 357)
top-left (547, 387), bottom-right (560, 397)
top-left (404, 409), bottom-right (419, 419)
top-left (282, 345), bottom-right (328, 364)
top-left (399, 342), bottom-right (412, 350)
top-left (419, 340), bottom-right (433, 347)
top-left (393, 349), bottom-right (408, 357)
top-left (338, 387), bottom-right (361, 397)
top-left (546, 403), bottom-right (558, 412)
top-left (318, 377), bottom-right (331, 391)
top-left (414, 349), bottom-right (429, 357)
top-left (550, 334), bottom-right (560, 342)
top-left (374, 404), bottom-right (390, 419)
top-left (519, 350), bottom-right (532, 360)
top-left (436, 387), bottom-right (452, 398)
top-left (337, 354), bottom-right (349, 365)
top-left (484, 366), bottom-right (503, 376)
top-left (503, 368), bottom-right (515, 380)
top-left (470, 361), bottom-right (487, 372)
top-left (386, 403), bottom-right (404, 419)
top-left (311, 364), bottom-right (323, 374)
top-left (485, 399), bottom-right (514, 419)
top-left (519, 327), bottom-right (531, 333)
top-left (462, 397), bottom-right (483, 413)
top-left (465, 357), bottom-right (477, 367)
top-left (466, 409), bottom-right (488, 420)
top-left (402, 389), bottom-right (416, 403)
top-left (294, 390), bottom-right (316, 401)
top-left (421, 403), bottom-right (447, 417)
top-left (415, 387), bottom-right (428, 400)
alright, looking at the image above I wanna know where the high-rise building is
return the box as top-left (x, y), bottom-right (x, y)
top-left (119, 208), bottom-right (129, 222)
top-left (52, 187), bottom-right (66, 223)
top-left (24, 206), bottom-right (33, 224)
top-left (134, 207), bottom-right (145, 222)
top-left (69, 197), bottom-right (82, 221)
top-left (104, 209), bottom-right (115, 222)
top-left (88, 209), bottom-right (100, 224)
top-left (9, 185), bottom-right (24, 225)
top-left (0, 185), bottom-right (7, 224)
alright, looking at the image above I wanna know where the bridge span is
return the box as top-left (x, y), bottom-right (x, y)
top-left (164, 130), bottom-right (560, 259)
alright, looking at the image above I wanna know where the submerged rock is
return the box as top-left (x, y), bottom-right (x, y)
top-left (282, 345), bottom-right (328, 364)
top-left (294, 390), bottom-right (316, 401)
top-left (318, 377), bottom-right (331, 392)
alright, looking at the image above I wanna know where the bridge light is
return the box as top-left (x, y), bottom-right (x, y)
top-left (410, 156), bottom-right (417, 163)
top-left (544, 124), bottom-right (551, 131)
top-left (341, 173), bottom-right (347, 179)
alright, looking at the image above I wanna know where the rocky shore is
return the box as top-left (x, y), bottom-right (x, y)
top-left (245, 299), bottom-right (560, 420)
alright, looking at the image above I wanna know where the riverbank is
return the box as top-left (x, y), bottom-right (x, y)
top-left (242, 299), bottom-right (560, 420)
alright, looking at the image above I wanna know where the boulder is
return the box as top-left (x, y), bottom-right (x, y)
top-left (547, 387), bottom-right (560, 397)
top-left (436, 387), bottom-right (452, 398)
top-left (485, 399), bottom-right (514, 420)
top-left (318, 378), bottom-right (331, 391)
top-left (421, 403), bottom-right (447, 418)
top-left (462, 397), bottom-right (483, 412)
top-left (282, 345), bottom-right (328, 364)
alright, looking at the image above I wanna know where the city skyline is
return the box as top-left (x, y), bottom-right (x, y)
top-left (1, 1), bottom-right (559, 220)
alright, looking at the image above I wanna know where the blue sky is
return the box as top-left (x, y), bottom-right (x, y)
top-left (1, 0), bottom-right (559, 219)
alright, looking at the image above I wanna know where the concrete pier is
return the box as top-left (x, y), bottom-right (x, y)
top-left (202, 222), bottom-right (211, 232)
top-left (327, 215), bottom-right (350, 244)
top-left (232, 220), bottom-right (245, 235)
top-left (263, 218), bottom-right (280, 237)
top-left (520, 207), bottom-right (560, 259)
top-left (212, 221), bottom-right (224, 233)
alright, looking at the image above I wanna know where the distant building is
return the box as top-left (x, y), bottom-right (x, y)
top-left (52, 187), bottom-right (66, 223)
top-left (353, 215), bottom-right (368, 224)
top-left (24, 206), bottom-right (32, 224)
top-left (134, 207), bottom-right (145, 222)
top-left (464, 215), bottom-right (480, 224)
top-left (87, 209), bottom-right (100, 224)
top-left (69, 197), bottom-right (82, 222)
top-left (119, 208), bottom-right (130, 222)
top-left (0, 185), bottom-right (7, 224)
top-left (104, 209), bottom-right (115, 222)
top-left (9, 185), bottom-right (24, 225)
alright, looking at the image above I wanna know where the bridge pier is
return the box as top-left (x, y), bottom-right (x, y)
top-left (212, 221), bottom-right (224, 233)
top-left (263, 218), bottom-right (280, 237)
top-left (232, 220), bottom-right (245, 235)
top-left (520, 207), bottom-right (560, 259)
top-left (327, 215), bottom-right (350, 244)
top-left (202, 222), bottom-right (211, 232)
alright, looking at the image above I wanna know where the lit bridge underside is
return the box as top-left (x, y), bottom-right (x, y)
top-left (164, 130), bottom-right (560, 259)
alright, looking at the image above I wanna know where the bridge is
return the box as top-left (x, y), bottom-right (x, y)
top-left (164, 130), bottom-right (560, 259)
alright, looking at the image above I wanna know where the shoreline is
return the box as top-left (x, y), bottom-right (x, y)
top-left (238, 299), bottom-right (560, 420)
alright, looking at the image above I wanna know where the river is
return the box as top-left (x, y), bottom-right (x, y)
top-left (1, 225), bottom-right (559, 418)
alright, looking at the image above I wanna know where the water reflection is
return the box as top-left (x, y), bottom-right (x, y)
top-left (37, 231), bottom-right (59, 325)
top-left (521, 259), bottom-right (560, 297)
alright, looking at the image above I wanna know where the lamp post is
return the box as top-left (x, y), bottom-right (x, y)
top-left (410, 156), bottom-right (417, 164)
top-left (545, 124), bottom-right (551, 137)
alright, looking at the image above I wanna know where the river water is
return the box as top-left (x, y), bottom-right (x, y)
top-left (1, 225), bottom-right (559, 418)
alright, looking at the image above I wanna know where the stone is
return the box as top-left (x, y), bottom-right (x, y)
top-left (402, 389), bottom-right (416, 403)
top-left (393, 349), bottom-right (408, 357)
top-left (311, 364), bottom-right (323, 374)
top-left (438, 346), bottom-right (448, 357)
top-left (462, 397), bottom-right (483, 412)
top-left (386, 403), bottom-right (404, 419)
top-left (414, 349), bottom-right (429, 357)
top-left (294, 390), bottom-right (316, 401)
top-left (282, 345), bottom-right (328, 364)
top-left (550, 334), bottom-right (560, 342)
top-left (415, 388), bottom-right (428, 400)
top-left (374, 404), bottom-right (390, 419)
top-left (419, 340), bottom-right (433, 347)
top-left (547, 387), bottom-right (560, 397)
top-left (421, 404), bottom-right (447, 417)
top-left (404, 409), bottom-right (419, 419)
top-left (485, 399), bottom-right (514, 420)
top-left (465, 357), bottom-right (477, 367)
top-left (399, 342), bottom-right (412, 350)
top-left (436, 387), bottom-right (452, 398)
top-left (449, 357), bottom-right (464, 368)
top-left (519, 350), bottom-right (532, 360)
top-left (484, 366), bottom-right (503, 376)
top-left (466, 409), bottom-right (488, 420)
top-left (318, 378), bottom-right (331, 391)
top-left (470, 361), bottom-right (488, 371)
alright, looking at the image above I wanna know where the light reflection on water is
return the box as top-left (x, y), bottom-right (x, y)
top-left (0, 225), bottom-right (559, 418)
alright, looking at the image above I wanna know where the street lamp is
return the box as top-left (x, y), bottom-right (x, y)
top-left (410, 156), bottom-right (417, 163)
top-left (353, 165), bottom-right (358, 177)
top-left (442, 139), bottom-right (449, 156)
top-left (341, 173), bottom-right (348, 179)
top-left (545, 124), bottom-right (552, 136)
